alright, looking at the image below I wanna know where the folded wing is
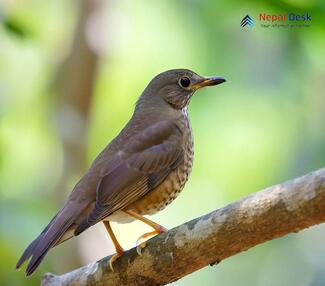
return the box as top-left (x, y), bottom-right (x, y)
top-left (75, 120), bottom-right (183, 234)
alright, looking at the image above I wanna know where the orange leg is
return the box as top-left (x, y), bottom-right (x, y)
top-left (103, 221), bottom-right (124, 271)
top-left (125, 210), bottom-right (167, 255)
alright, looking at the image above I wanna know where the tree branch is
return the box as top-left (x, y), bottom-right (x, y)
top-left (41, 168), bottom-right (325, 286)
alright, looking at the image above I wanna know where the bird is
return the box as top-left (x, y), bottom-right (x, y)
top-left (16, 69), bottom-right (226, 276)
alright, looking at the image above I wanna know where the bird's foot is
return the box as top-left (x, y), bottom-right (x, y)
top-left (136, 226), bottom-right (167, 255)
top-left (108, 249), bottom-right (124, 271)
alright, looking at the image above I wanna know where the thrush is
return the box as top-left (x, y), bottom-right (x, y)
top-left (16, 69), bottom-right (225, 275)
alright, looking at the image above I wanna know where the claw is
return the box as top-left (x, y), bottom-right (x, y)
top-left (135, 226), bottom-right (167, 256)
top-left (136, 240), bottom-right (147, 256)
top-left (108, 250), bottom-right (124, 271)
top-left (123, 210), bottom-right (168, 256)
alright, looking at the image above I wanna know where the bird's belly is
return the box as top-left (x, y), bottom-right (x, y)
top-left (106, 168), bottom-right (190, 224)
top-left (107, 162), bottom-right (192, 224)
top-left (129, 171), bottom-right (187, 215)
top-left (127, 149), bottom-right (193, 217)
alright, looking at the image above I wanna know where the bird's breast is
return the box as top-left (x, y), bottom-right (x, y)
top-left (125, 116), bottom-right (194, 217)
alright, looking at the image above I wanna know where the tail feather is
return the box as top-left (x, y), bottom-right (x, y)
top-left (16, 202), bottom-right (80, 276)
top-left (25, 217), bottom-right (72, 276)
top-left (16, 235), bottom-right (42, 270)
top-left (16, 215), bottom-right (57, 270)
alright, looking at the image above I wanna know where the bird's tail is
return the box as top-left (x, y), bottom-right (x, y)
top-left (16, 202), bottom-right (79, 276)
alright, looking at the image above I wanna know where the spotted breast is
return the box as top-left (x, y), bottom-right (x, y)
top-left (126, 109), bottom-right (194, 216)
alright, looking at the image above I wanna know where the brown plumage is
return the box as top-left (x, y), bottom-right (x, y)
top-left (16, 69), bottom-right (225, 275)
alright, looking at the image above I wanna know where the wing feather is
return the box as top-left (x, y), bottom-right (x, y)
top-left (75, 120), bottom-right (183, 234)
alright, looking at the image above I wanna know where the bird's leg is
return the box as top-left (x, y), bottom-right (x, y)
top-left (125, 210), bottom-right (168, 255)
top-left (103, 221), bottom-right (124, 271)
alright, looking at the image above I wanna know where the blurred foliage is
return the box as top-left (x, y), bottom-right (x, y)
top-left (1, 0), bottom-right (325, 285)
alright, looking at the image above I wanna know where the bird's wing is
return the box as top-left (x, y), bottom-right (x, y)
top-left (75, 120), bottom-right (183, 232)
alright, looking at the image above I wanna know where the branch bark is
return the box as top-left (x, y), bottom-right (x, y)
top-left (41, 168), bottom-right (325, 286)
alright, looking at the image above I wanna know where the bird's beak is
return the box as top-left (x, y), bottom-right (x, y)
top-left (192, 76), bottom-right (226, 90)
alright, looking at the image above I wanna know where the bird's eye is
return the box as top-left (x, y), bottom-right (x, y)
top-left (178, 76), bottom-right (191, 89)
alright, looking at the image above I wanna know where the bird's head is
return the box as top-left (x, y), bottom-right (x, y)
top-left (137, 69), bottom-right (226, 110)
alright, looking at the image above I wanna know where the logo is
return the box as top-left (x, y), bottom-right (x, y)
top-left (240, 13), bottom-right (311, 29)
top-left (240, 15), bottom-right (254, 27)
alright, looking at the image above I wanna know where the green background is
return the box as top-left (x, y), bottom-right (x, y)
top-left (1, 0), bottom-right (325, 285)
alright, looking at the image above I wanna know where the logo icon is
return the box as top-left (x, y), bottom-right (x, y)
top-left (241, 15), bottom-right (254, 27)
